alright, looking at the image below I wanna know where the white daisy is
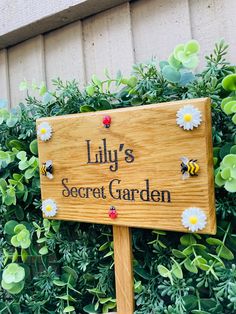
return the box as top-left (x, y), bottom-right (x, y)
top-left (42, 199), bottom-right (57, 217)
top-left (176, 105), bottom-right (202, 130)
top-left (37, 122), bottom-right (52, 141)
top-left (181, 207), bottom-right (207, 232)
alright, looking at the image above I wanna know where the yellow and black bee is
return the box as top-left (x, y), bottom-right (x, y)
top-left (40, 160), bottom-right (53, 179)
top-left (181, 157), bottom-right (199, 179)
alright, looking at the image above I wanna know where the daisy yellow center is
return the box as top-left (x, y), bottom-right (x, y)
top-left (189, 216), bottom-right (198, 225)
top-left (45, 205), bottom-right (52, 212)
top-left (40, 128), bottom-right (47, 134)
top-left (183, 113), bottom-right (193, 122)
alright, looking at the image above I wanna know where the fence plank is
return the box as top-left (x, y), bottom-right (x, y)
top-left (0, 0), bottom-right (129, 49)
top-left (45, 21), bottom-right (85, 89)
top-left (0, 49), bottom-right (10, 107)
top-left (8, 35), bottom-right (45, 106)
top-left (83, 3), bottom-right (134, 82)
top-left (189, 0), bottom-right (236, 66)
top-left (131, 0), bottom-right (192, 63)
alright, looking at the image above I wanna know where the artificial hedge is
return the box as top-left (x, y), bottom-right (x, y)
top-left (0, 40), bottom-right (236, 314)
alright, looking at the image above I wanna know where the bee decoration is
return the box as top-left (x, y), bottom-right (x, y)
top-left (40, 160), bottom-right (53, 179)
top-left (181, 157), bottom-right (200, 180)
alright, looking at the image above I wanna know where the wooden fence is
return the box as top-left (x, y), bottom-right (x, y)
top-left (0, 0), bottom-right (235, 107)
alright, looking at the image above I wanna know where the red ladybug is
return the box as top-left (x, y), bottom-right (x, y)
top-left (109, 206), bottom-right (117, 219)
top-left (103, 115), bottom-right (111, 128)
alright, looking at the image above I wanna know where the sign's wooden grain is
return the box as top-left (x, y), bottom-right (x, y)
top-left (37, 98), bottom-right (216, 234)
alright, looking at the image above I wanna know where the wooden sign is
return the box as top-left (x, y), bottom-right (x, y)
top-left (37, 98), bottom-right (216, 234)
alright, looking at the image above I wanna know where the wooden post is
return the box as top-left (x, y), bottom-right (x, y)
top-left (113, 226), bottom-right (134, 314)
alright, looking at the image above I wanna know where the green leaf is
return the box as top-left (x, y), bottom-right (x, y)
top-left (63, 306), bottom-right (75, 313)
top-left (21, 249), bottom-right (28, 263)
top-left (98, 99), bottom-right (111, 110)
top-left (215, 171), bottom-right (225, 187)
top-left (134, 266), bottom-right (152, 280)
top-left (216, 245), bottom-right (234, 260)
top-left (0, 151), bottom-right (9, 160)
top-left (11, 236), bottom-right (20, 248)
top-left (206, 237), bottom-right (223, 246)
top-left (99, 297), bottom-right (112, 304)
top-left (37, 237), bottom-right (47, 243)
top-left (184, 258), bottom-right (198, 273)
top-left (99, 242), bottom-right (110, 251)
top-left (86, 85), bottom-right (95, 96)
top-left (220, 143), bottom-right (232, 159)
top-left (230, 145), bottom-right (236, 154)
top-left (19, 80), bottom-right (28, 91)
top-left (168, 53), bottom-right (181, 69)
top-left (223, 101), bottom-right (236, 115)
top-left (208, 253), bottom-right (225, 267)
top-left (232, 113), bottom-right (236, 124)
top-left (80, 105), bottom-right (96, 113)
top-left (224, 177), bottom-right (236, 193)
top-left (171, 258), bottom-right (183, 279)
top-left (180, 234), bottom-right (197, 246)
top-left (39, 246), bottom-right (48, 255)
top-left (6, 114), bottom-right (18, 128)
top-left (162, 65), bottom-right (181, 83)
top-left (51, 220), bottom-right (60, 232)
top-left (8, 139), bottom-right (26, 151)
top-left (29, 139), bottom-right (38, 155)
top-left (2, 280), bottom-right (25, 295)
top-left (182, 55), bottom-right (199, 69)
top-left (62, 266), bottom-right (78, 282)
top-left (12, 250), bottom-right (18, 263)
top-left (157, 265), bottom-right (170, 278)
top-left (14, 224), bottom-right (26, 234)
top-left (92, 75), bottom-right (102, 88)
top-left (4, 220), bottom-right (18, 235)
top-left (24, 168), bottom-right (35, 179)
top-left (222, 74), bottom-right (236, 91)
top-left (172, 249), bottom-right (186, 258)
top-left (127, 76), bottom-right (138, 88)
top-left (83, 304), bottom-right (98, 314)
top-left (0, 108), bottom-right (9, 124)
top-left (39, 82), bottom-right (47, 96)
top-left (16, 151), bottom-right (27, 161)
top-left (185, 40), bottom-right (200, 54)
top-left (42, 92), bottom-right (54, 105)
top-left (53, 280), bottom-right (67, 287)
top-left (183, 295), bottom-right (198, 311)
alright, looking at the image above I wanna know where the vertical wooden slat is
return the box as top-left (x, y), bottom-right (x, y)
top-left (0, 49), bottom-right (10, 108)
top-left (45, 21), bottom-right (86, 90)
top-left (131, 0), bottom-right (192, 63)
top-left (189, 0), bottom-right (236, 66)
top-left (8, 35), bottom-right (45, 107)
top-left (113, 226), bottom-right (134, 314)
top-left (83, 3), bottom-right (134, 82)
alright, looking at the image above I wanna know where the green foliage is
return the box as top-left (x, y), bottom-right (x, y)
top-left (161, 40), bottom-right (200, 84)
top-left (221, 74), bottom-right (236, 124)
top-left (1, 263), bottom-right (25, 295)
top-left (10, 224), bottom-right (31, 249)
top-left (215, 154), bottom-right (236, 192)
top-left (0, 40), bottom-right (235, 313)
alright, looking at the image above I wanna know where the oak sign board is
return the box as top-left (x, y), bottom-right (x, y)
top-left (37, 98), bottom-right (216, 234)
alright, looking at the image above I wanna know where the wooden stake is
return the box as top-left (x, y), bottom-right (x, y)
top-left (113, 226), bottom-right (134, 314)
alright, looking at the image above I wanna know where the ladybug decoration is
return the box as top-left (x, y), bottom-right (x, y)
top-left (103, 115), bottom-right (111, 128)
top-left (108, 206), bottom-right (117, 219)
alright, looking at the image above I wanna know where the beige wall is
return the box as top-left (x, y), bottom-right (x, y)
top-left (0, 0), bottom-right (236, 107)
